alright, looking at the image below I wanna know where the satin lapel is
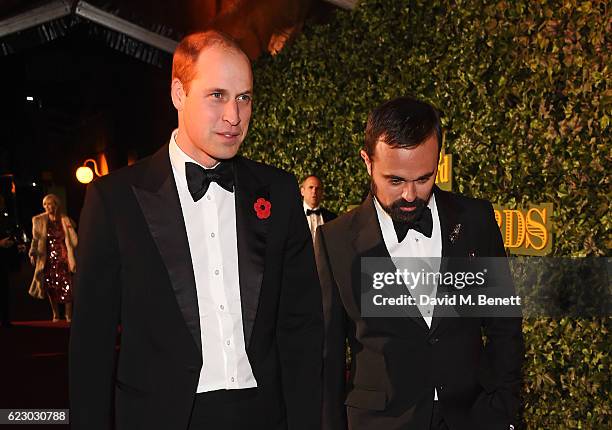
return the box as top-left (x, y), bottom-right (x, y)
top-left (429, 186), bottom-right (463, 336)
top-left (233, 157), bottom-right (269, 348)
top-left (351, 195), bottom-right (429, 332)
top-left (131, 146), bottom-right (202, 356)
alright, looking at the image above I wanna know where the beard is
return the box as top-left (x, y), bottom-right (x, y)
top-left (371, 180), bottom-right (428, 223)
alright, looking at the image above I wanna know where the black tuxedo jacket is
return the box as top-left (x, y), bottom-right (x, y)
top-left (69, 145), bottom-right (323, 430)
top-left (304, 206), bottom-right (337, 224)
top-left (315, 187), bottom-right (523, 430)
top-left (320, 207), bottom-right (338, 224)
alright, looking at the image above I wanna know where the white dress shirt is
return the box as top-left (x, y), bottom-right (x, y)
top-left (168, 130), bottom-right (257, 393)
top-left (304, 202), bottom-right (324, 240)
top-left (373, 193), bottom-right (442, 400)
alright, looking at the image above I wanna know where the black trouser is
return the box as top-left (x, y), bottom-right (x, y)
top-left (188, 388), bottom-right (260, 430)
top-left (430, 401), bottom-right (449, 430)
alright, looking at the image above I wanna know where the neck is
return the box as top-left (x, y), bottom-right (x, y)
top-left (175, 129), bottom-right (219, 168)
top-left (48, 213), bottom-right (58, 221)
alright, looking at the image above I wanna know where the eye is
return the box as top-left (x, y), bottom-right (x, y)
top-left (237, 94), bottom-right (252, 102)
top-left (390, 178), bottom-right (403, 185)
top-left (417, 177), bottom-right (430, 184)
top-left (210, 92), bottom-right (223, 99)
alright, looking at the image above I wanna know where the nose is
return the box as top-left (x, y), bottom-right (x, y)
top-left (401, 182), bottom-right (417, 202)
top-left (223, 100), bottom-right (241, 126)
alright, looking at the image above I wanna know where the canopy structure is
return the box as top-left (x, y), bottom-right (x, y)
top-left (0, 0), bottom-right (358, 65)
top-left (0, 0), bottom-right (359, 218)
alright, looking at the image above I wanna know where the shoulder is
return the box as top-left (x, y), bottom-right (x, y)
top-left (93, 159), bottom-right (148, 190)
top-left (31, 213), bottom-right (46, 224)
top-left (320, 205), bottom-right (358, 238)
top-left (235, 156), bottom-right (297, 187)
top-left (321, 207), bottom-right (337, 216)
top-left (87, 149), bottom-right (161, 200)
top-left (236, 156), bottom-right (295, 180)
top-left (320, 207), bottom-right (338, 222)
top-left (435, 188), bottom-right (494, 216)
top-left (61, 215), bottom-right (76, 225)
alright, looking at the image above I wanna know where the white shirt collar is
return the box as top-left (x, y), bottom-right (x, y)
top-left (169, 129), bottom-right (219, 190)
top-left (303, 201), bottom-right (321, 212)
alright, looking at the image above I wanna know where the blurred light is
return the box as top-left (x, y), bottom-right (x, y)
top-left (76, 166), bottom-right (94, 184)
top-left (98, 153), bottom-right (109, 176)
top-left (26, 96), bottom-right (34, 101)
top-left (32, 182), bottom-right (37, 187)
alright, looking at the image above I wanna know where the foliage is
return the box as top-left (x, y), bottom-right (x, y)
top-left (244, 0), bottom-right (611, 428)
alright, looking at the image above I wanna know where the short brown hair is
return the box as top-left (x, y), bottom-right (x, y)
top-left (172, 30), bottom-right (247, 93)
top-left (364, 96), bottom-right (442, 158)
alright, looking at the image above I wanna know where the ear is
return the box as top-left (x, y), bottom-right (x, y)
top-left (360, 150), bottom-right (372, 176)
top-left (171, 78), bottom-right (186, 111)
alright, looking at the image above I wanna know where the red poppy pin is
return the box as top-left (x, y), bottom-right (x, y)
top-left (254, 197), bottom-right (271, 219)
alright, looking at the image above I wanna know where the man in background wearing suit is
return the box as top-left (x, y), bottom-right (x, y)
top-left (70, 31), bottom-right (323, 430)
top-left (301, 175), bottom-right (337, 240)
top-left (316, 97), bottom-right (523, 430)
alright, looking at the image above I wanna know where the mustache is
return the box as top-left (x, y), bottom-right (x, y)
top-left (392, 199), bottom-right (422, 209)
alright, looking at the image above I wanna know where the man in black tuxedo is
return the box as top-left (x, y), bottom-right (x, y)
top-left (316, 97), bottom-right (523, 430)
top-left (70, 31), bottom-right (323, 430)
top-left (301, 175), bottom-right (337, 240)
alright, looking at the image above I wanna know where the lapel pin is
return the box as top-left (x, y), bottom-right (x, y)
top-left (254, 197), bottom-right (271, 220)
top-left (449, 223), bottom-right (462, 244)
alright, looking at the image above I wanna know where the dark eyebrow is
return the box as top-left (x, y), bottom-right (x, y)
top-left (382, 174), bottom-right (405, 181)
top-left (382, 171), bottom-right (435, 182)
top-left (415, 171), bottom-right (435, 181)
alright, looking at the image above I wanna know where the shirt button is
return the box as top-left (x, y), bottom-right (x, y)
top-left (415, 238), bottom-right (419, 242)
top-left (206, 195), bottom-right (211, 201)
top-left (214, 269), bottom-right (220, 275)
top-left (211, 232), bottom-right (215, 238)
top-left (230, 377), bottom-right (235, 382)
top-left (219, 305), bottom-right (224, 310)
top-left (226, 340), bottom-right (231, 346)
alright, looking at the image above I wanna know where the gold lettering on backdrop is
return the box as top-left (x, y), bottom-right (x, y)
top-left (525, 207), bottom-right (548, 251)
top-left (435, 153), bottom-right (452, 191)
top-left (504, 210), bottom-right (525, 248)
top-left (493, 203), bottom-right (553, 256)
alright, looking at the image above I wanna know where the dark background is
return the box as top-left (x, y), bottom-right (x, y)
top-left (0, 23), bottom-right (175, 225)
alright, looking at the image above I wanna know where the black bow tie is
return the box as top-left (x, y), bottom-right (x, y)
top-left (306, 208), bottom-right (321, 216)
top-left (185, 161), bottom-right (234, 201)
top-left (392, 206), bottom-right (433, 242)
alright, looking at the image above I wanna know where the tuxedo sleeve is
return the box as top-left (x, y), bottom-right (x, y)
top-left (69, 181), bottom-right (121, 430)
top-left (277, 178), bottom-right (324, 430)
top-left (315, 226), bottom-right (348, 430)
top-left (478, 202), bottom-right (524, 425)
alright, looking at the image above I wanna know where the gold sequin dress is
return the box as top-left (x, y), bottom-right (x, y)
top-left (43, 219), bottom-right (72, 303)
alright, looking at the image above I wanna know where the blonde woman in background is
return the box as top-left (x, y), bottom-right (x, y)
top-left (28, 194), bottom-right (78, 322)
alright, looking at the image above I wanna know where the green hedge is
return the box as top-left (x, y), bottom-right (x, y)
top-left (243, 0), bottom-right (610, 428)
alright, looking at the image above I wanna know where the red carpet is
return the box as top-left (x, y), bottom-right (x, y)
top-left (1, 267), bottom-right (70, 429)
